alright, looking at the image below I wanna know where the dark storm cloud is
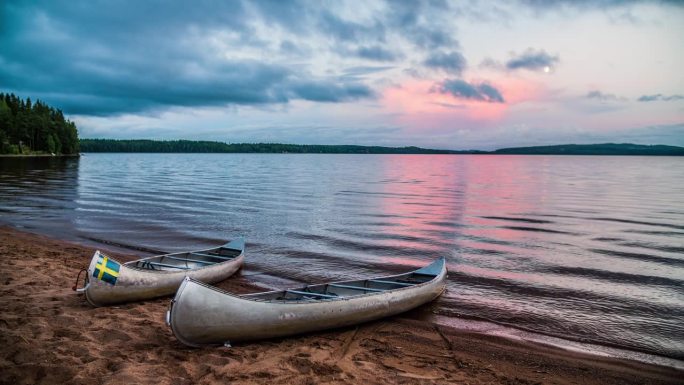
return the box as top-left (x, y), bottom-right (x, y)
top-left (434, 79), bottom-right (505, 103)
top-left (0, 0), bottom-right (376, 116)
top-left (637, 94), bottom-right (684, 102)
top-left (424, 52), bottom-right (467, 75)
top-left (505, 49), bottom-right (559, 71)
top-left (0, 0), bottom-right (470, 116)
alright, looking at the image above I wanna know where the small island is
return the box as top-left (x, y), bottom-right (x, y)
top-left (0, 93), bottom-right (79, 156)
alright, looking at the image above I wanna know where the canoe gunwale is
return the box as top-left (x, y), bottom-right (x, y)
top-left (83, 238), bottom-right (245, 306)
top-left (121, 246), bottom-right (243, 274)
top-left (175, 257), bottom-right (446, 304)
top-left (168, 257), bottom-right (447, 346)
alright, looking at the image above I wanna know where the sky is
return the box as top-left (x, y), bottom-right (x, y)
top-left (1, 0), bottom-right (683, 150)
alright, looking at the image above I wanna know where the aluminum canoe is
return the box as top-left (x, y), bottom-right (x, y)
top-left (79, 238), bottom-right (244, 307)
top-left (167, 257), bottom-right (446, 346)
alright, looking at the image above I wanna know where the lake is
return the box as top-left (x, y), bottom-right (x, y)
top-left (1, 153), bottom-right (682, 361)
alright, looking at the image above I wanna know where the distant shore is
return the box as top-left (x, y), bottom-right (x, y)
top-left (77, 139), bottom-right (684, 155)
top-left (0, 225), bottom-right (681, 385)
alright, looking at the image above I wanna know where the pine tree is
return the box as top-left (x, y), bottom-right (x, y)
top-left (0, 93), bottom-right (79, 155)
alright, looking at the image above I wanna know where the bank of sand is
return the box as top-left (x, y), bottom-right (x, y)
top-left (0, 226), bottom-right (681, 385)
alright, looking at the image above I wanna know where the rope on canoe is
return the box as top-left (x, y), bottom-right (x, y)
top-left (72, 268), bottom-right (87, 291)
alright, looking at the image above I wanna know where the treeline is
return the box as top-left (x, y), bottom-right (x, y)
top-left (79, 139), bottom-right (684, 156)
top-left (79, 139), bottom-right (472, 154)
top-left (494, 143), bottom-right (684, 156)
top-left (0, 93), bottom-right (79, 155)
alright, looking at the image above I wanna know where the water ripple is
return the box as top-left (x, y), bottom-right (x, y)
top-left (1, 153), bottom-right (683, 360)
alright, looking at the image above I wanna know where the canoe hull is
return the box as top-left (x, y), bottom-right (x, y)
top-left (83, 240), bottom-right (244, 307)
top-left (168, 259), bottom-right (446, 346)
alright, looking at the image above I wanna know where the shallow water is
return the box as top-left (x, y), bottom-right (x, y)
top-left (1, 153), bottom-right (682, 360)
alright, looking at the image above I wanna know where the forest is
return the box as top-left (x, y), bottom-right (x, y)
top-left (79, 139), bottom-right (684, 155)
top-left (0, 93), bottom-right (79, 155)
top-left (78, 139), bottom-right (470, 154)
top-left (494, 143), bottom-right (684, 156)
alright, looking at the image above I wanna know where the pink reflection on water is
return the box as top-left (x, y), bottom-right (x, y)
top-left (459, 263), bottom-right (533, 283)
top-left (369, 155), bottom-right (466, 261)
top-left (379, 256), bottom-right (430, 268)
top-left (369, 156), bottom-right (568, 270)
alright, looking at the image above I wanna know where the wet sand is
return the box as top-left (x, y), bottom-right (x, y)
top-left (0, 225), bottom-right (681, 385)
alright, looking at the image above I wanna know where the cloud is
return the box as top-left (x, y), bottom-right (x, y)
top-left (518, 0), bottom-right (684, 10)
top-left (0, 1), bottom-right (384, 116)
top-left (317, 10), bottom-right (387, 43)
top-left (637, 94), bottom-right (684, 102)
top-left (434, 79), bottom-right (505, 103)
top-left (355, 46), bottom-right (400, 62)
top-left (341, 66), bottom-right (394, 79)
top-left (505, 49), bottom-right (559, 71)
top-left (1, 54), bottom-right (373, 116)
top-left (288, 81), bottom-right (374, 103)
top-left (386, 1), bottom-right (457, 50)
top-left (0, 0), bottom-right (471, 117)
top-left (479, 48), bottom-right (558, 72)
top-left (586, 90), bottom-right (627, 102)
top-left (479, 57), bottom-right (503, 70)
top-left (424, 52), bottom-right (467, 75)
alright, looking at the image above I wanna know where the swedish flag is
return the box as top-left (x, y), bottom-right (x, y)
top-left (93, 253), bottom-right (120, 285)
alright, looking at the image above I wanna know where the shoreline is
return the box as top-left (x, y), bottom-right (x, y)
top-left (0, 225), bottom-right (681, 384)
top-left (7, 222), bottom-right (682, 366)
top-left (0, 153), bottom-right (80, 158)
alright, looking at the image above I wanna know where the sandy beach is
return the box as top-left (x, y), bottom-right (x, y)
top-left (0, 225), bottom-right (681, 385)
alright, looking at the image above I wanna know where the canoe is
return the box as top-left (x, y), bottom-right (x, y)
top-left (78, 238), bottom-right (245, 307)
top-left (167, 257), bottom-right (446, 346)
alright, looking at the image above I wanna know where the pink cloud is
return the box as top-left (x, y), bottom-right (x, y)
top-left (381, 77), bottom-right (549, 132)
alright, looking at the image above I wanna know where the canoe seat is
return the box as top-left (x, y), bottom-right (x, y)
top-left (191, 252), bottom-right (234, 260)
top-left (328, 284), bottom-right (386, 292)
top-left (370, 280), bottom-right (414, 287)
top-left (145, 262), bottom-right (190, 270)
top-left (287, 290), bottom-right (338, 299)
top-left (165, 256), bottom-right (216, 265)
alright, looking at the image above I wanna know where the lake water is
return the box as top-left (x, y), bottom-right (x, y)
top-left (1, 153), bottom-right (683, 362)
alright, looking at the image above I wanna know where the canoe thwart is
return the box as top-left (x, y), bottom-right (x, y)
top-left (144, 262), bottom-right (191, 270)
top-left (328, 283), bottom-right (386, 292)
top-left (370, 280), bottom-right (413, 287)
top-left (191, 252), bottom-right (235, 260)
top-left (287, 290), bottom-right (338, 299)
top-left (164, 256), bottom-right (217, 265)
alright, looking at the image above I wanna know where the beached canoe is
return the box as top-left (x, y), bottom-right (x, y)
top-left (167, 257), bottom-right (446, 346)
top-left (77, 238), bottom-right (245, 307)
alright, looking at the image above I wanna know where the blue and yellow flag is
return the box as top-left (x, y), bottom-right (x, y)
top-left (93, 252), bottom-right (120, 285)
